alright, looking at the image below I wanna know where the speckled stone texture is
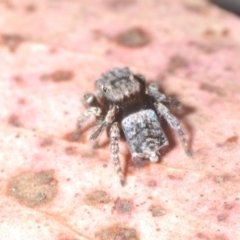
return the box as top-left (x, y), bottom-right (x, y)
top-left (0, 0), bottom-right (240, 239)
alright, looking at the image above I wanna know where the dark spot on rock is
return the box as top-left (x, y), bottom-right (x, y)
top-left (63, 130), bottom-right (81, 142)
top-left (1, 0), bottom-right (15, 9)
top-left (102, 163), bottom-right (107, 168)
top-left (8, 114), bottom-right (22, 127)
top-left (203, 28), bottom-right (230, 38)
top-left (40, 70), bottom-right (74, 82)
top-left (166, 55), bottom-right (189, 73)
top-left (200, 83), bottom-right (225, 96)
top-left (203, 29), bottom-right (216, 37)
top-left (92, 29), bottom-right (105, 41)
top-left (95, 224), bottom-right (139, 240)
top-left (188, 41), bottom-right (213, 54)
top-left (222, 28), bottom-right (230, 37)
top-left (65, 146), bottom-right (78, 156)
top-left (196, 232), bottom-right (210, 239)
top-left (115, 27), bottom-right (150, 48)
top-left (114, 198), bottom-right (133, 214)
top-left (225, 136), bottom-right (238, 144)
top-left (51, 70), bottom-right (74, 82)
top-left (84, 190), bottom-right (111, 206)
top-left (25, 4), bottom-right (36, 12)
top-left (83, 151), bottom-right (95, 159)
top-left (223, 202), bottom-right (234, 210)
top-left (48, 47), bottom-right (59, 54)
top-left (183, 2), bottom-right (209, 14)
top-left (217, 135), bottom-right (238, 150)
top-left (217, 213), bottom-right (228, 222)
top-left (108, 0), bottom-right (135, 10)
top-left (7, 170), bottom-right (57, 207)
top-left (167, 173), bottom-right (184, 181)
top-left (57, 233), bottom-right (78, 240)
top-left (214, 174), bottom-right (231, 184)
top-left (17, 98), bottom-right (26, 105)
top-left (13, 75), bottom-right (24, 84)
top-left (149, 204), bottom-right (166, 217)
top-left (15, 133), bottom-right (21, 138)
top-left (40, 138), bottom-right (53, 147)
top-left (224, 65), bottom-right (233, 71)
top-left (0, 33), bottom-right (25, 52)
top-left (214, 234), bottom-right (229, 240)
top-left (147, 179), bottom-right (157, 187)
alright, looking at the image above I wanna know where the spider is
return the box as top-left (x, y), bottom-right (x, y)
top-left (77, 67), bottom-right (191, 185)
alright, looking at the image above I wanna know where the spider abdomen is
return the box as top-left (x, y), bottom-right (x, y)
top-left (121, 109), bottom-right (168, 162)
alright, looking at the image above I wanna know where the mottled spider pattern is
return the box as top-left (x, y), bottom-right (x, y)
top-left (77, 67), bottom-right (191, 185)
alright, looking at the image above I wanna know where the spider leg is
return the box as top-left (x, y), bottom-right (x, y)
top-left (77, 106), bottom-right (102, 129)
top-left (154, 102), bottom-right (192, 156)
top-left (77, 93), bottom-right (103, 130)
top-left (82, 93), bottom-right (101, 108)
top-left (89, 105), bottom-right (119, 142)
top-left (147, 83), bottom-right (166, 101)
top-left (147, 83), bottom-right (181, 110)
top-left (110, 122), bottom-right (125, 185)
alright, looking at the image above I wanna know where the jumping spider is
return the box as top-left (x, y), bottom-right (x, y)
top-left (77, 67), bottom-right (191, 185)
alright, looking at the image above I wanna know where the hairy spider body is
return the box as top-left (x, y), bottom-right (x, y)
top-left (122, 109), bottom-right (168, 162)
top-left (77, 67), bottom-right (191, 185)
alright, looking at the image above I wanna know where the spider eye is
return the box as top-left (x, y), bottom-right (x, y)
top-left (102, 86), bottom-right (107, 92)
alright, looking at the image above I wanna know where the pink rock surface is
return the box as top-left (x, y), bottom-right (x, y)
top-left (0, 0), bottom-right (240, 239)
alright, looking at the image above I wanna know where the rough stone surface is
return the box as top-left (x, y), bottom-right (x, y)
top-left (0, 0), bottom-right (240, 239)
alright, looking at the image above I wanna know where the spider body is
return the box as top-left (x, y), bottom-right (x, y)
top-left (77, 67), bottom-right (190, 185)
top-left (122, 109), bottom-right (168, 163)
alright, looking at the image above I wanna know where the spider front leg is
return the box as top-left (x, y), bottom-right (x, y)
top-left (82, 93), bottom-right (101, 109)
top-left (110, 122), bottom-right (125, 185)
top-left (89, 105), bottom-right (119, 143)
top-left (154, 102), bottom-right (192, 156)
top-left (147, 83), bottom-right (166, 101)
top-left (77, 93), bottom-right (103, 130)
top-left (77, 107), bottom-right (102, 128)
top-left (147, 83), bottom-right (181, 110)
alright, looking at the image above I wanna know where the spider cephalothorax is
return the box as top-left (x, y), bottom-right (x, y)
top-left (77, 67), bottom-right (191, 185)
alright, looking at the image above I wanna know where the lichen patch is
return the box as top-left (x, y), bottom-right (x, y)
top-left (84, 190), bottom-right (111, 206)
top-left (115, 27), bottom-right (150, 48)
top-left (149, 204), bottom-right (166, 217)
top-left (7, 170), bottom-right (58, 207)
top-left (40, 70), bottom-right (74, 82)
top-left (95, 224), bottom-right (139, 240)
top-left (114, 198), bottom-right (133, 214)
top-left (0, 33), bottom-right (25, 52)
top-left (63, 130), bottom-right (81, 142)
